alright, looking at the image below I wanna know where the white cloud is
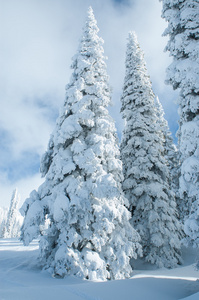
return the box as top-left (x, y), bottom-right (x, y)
top-left (0, 0), bottom-right (179, 207)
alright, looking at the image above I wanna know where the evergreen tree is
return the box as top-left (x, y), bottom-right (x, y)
top-left (3, 188), bottom-right (22, 238)
top-left (0, 207), bottom-right (8, 238)
top-left (20, 7), bottom-right (141, 281)
top-left (161, 0), bottom-right (199, 245)
top-left (120, 32), bottom-right (182, 268)
top-left (154, 96), bottom-right (181, 220)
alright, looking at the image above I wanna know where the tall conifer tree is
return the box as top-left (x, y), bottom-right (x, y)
top-left (161, 0), bottom-right (199, 245)
top-left (154, 96), bottom-right (181, 219)
top-left (20, 8), bottom-right (141, 280)
top-left (120, 32), bottom-right (182, 268)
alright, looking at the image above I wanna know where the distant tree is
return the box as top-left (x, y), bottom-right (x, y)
top-left (161, 0), bottom-right (199, 245)
top-left (120, 32), bottom-right (182, 268)
top-left (3, 188), bottom-right (22, 238)
top-left (20, 7), bottom-right (141, 281)
top-left (0, 207), bottom-right (8, 238)
top-left (154, 96), bottom-right (182, 220)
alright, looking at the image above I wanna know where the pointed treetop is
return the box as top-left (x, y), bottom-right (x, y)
top-left (84, 6), bottom-right (98, 34)
top-left (128, 31), bottom-right (138, 44)
top-left (122, 31), bottom-right (153, 108)
top-left (126, 31), bottom-right (145, 62)
top-left (12, 188), bottom-right (18, 197)
top-left (11, 188), bottom-right (20, 207)
top-left (127, 31), bottom-right (141, 53)
top-left (154, 96), bottom-right (165, 119)
top-left (10, 188), bottom-right (20, 207)
top-left (87, 6), bottom-right (94, 17)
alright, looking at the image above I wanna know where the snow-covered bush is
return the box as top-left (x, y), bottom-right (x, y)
top-left (120, 32), bottom-right (182, 268)
top-left (20, 7), bottom-right (142, 281)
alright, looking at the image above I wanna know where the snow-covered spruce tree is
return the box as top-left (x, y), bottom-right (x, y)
top-left (0, 207), bottom-right (8, 238)
top-left (154, 96), bottom-right (182, 220)
top-left (3, 188), bottom-right (22, 238)
top-left (20, 7), bottom-right (141, 281)
top-left (161, 0), bottom-right (199, 245)
top-left (120, 32), bottom-right (182, 268)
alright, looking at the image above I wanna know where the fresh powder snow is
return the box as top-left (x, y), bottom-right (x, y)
top-left (0, 238), bottom-right (199, 300)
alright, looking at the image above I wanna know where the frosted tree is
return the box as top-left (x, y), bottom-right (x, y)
top-left (154, 97), bottom-right (177, 170)
top-left (0, 207), bottom-right (8, 237)
top-left (154, 96), bottom-right (181, 219)
top-left (20, 7), bottom-right (141, 281)
top-left (3, 188), bottom-right (22, 238)
top-left (120, 32), bottom-right (182, 268)
top-left (161, 0), bottom-right (199, 245)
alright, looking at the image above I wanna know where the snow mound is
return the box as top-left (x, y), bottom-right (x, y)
top-left (0, 239), bottom-right (199, 300)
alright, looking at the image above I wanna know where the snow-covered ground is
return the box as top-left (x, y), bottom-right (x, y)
top-left (0, 239), bottom-right (199, 300)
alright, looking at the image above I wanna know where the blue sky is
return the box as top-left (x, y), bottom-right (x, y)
top-left (0, 0), bottom-right (179, 207)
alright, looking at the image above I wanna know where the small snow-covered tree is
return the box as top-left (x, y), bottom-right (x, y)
top-left (154, 96), bottom-right (182, 219)
top-left (3, 188), bottom-right (22, 238)
top-left (120, 32), bottom-right (182, 268)
top-left (0, 207), bottom-right (8, 237)
top-left (161, 0), bottom-right (199, 245)
top-left (20, 7), bottom-right (141, 281)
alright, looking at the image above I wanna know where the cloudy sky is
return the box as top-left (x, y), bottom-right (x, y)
top-left (0, 0), bottom-right (179, 207)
